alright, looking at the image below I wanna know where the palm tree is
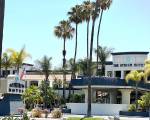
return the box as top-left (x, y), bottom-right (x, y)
top-left (1, 52), bottom-right (13, 78)
top-left (82, 1), bottom-right (94, 78)
top-left (95, 45), bottom-right (113, 76)
top-left (67, 58), bottom-right (79, 77)
top-left (22, 85), bottom-right (42, 109)
top-left (7, 47), bottom-right (31, 75)
top-left (126, 70), bottom-right (144, 111)
top-left (96, 0), bottom-right (112, 75)
top-left (36, 55), bottom-right (52, 109)
top-left (68, 5), bottom-right (82, 79)
top-left (0, 0), bottom-right (5, 78)
top-left (87, 0), bottom-right (100, 116)
top-left (54, 20), bottom-right (74, 98)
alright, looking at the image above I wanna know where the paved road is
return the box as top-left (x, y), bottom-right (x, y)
top-left (1, 114), bottom-right (149, 120)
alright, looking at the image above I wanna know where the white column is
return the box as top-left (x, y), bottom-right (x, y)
top-left (83, 89), bottom-right (88, 103)
top-left (120, 89), bottom-right (132, 104)
top-left (110, 91), bottom-right (116, 104)
top-left (112, 71), bottom-right (115, 78)
top-left (92, 89), bottom-right (96, 103)
top-left (121, 71), bottom-right (124, 79)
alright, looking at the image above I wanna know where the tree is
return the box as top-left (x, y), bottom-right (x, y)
top-left (96, 0), bottom-right (112, 75)
top-left (7, 46), bottom-right (31, 75)
top-left (68, 5), bottom-right (82, 79)
top-left (144, 60), bottom-right (150, 82)
top-left (87, 0), bottom-right (100, 116)
top-left (53, 79), bottom-right (62, 89)
top-left (126, 70), bottom-right (144, 111)
top-left (1, 52), bottom-right (13, 77)
top-left (95, 45), bottom-right (113, 76)
top-left (36, 55), bottom-right (52, 109)
top-left (77, 58), bottom-right (95, 76)
top-left (39, 81), bottom-right (58, 109)
top-left (82, 1), bottom-right (95, 79)
top-left (0, 0), bottom-right (5, 78)
top-left (54, 20), bottom-right (74, 98)
top-left (22, 86), bottom-right (42, 109)
top-left (67, 58), bottom-right (79, 77)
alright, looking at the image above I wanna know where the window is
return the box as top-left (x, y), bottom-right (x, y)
top-left (16, 89), bottom-right (18, 92)
top-left (12, 89), bottom-right (15, 92)
top-left (30, 81), bottom-right (38, 86)
top-left (107, 71), bottom-right (112, 77)
top-left (113, 64), bottom-right (119, 67)
top-left (19, 90), bottom-right (21, 93)
top-left (13, 70), bottom-right (16, 74)
top-left (9, 88), bottom-right (11, 92)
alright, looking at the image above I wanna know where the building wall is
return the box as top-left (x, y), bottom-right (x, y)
top-left (0, 94), bottom-right (24, 116)
top-left (105, 53), bottom-right (148, 79)
top-left (66, 103), bottom-right (129, 116)
top-left (0, 63), bottom-right (33, 77)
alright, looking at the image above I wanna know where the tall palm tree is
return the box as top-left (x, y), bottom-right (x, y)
top-left (95, 45), bottom-right (113, 76)
top-left (126, 70), bottom-right (144, 111)
top-left (0, 0), bottom-right (5, 78)
top-left (82, 1), bottom-right (94, 78)
top-left (54, 20), bottom-right (74, 98)
top-left (7, 46), bottom-right (31, 75)
top-left (1, 52), bottom-right (13, 78)
top-left (87, 0), bottom-right (100, 116)
top-left (96, 0), bottom-right (112, 75)
top-left (68, 5), bottom-right (82, 79)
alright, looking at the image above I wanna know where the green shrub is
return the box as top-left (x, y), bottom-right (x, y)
top-left (128, 104), bottom-right (136, 112)
top-left (22, 112), bottom-right (30, 120)
top-left (51, 108), bottom-right (62, 118)
top-left (69, 94), bottom-right (85, 103)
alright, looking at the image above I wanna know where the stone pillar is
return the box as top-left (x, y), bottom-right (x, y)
top-left (83, 89), bottom-right (88, 103)
top-left (120, 89), bottom-right (132, 104)
top-left (121, 71), bottom-right (124, 79)
top-left (110, 91), bottom-right (117, 104)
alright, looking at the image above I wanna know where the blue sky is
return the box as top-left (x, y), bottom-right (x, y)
top-left (2, 0), bottom-right (150, 68)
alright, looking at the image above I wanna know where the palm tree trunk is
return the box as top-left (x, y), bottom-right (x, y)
top-left (96, 10), bottom-right (103, 76)
top-left (17, 66), bottom-right (19, 75)
top-left (0, 0), bottom-right (5, 78)
top-left (87, 0), bottom-right (99, 117)
top-left (87, 20), bottom-right (89, 61)
top-left (63, 38), bottom-right (66, 98)
top-left (101, 64), bottom-right (105, 76)
top-left (86, 20), bottom-right (89, 76)
top-left (5, 67), bottom-right (7, 78)
top-left (72, 23), bottom-right (78, 79)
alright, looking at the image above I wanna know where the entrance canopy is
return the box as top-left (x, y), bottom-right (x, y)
top-left (71, 76), bottom-right (150, 91)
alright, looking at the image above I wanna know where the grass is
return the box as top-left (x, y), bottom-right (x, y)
top-left (67, 117), bottom-right (103, 120)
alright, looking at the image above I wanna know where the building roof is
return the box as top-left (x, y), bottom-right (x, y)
top-left (111, 52), bottom-right (149, 55)
top-left (22, 63), bottom-right (34, 66)
top-left (22, 74), bottom-right (72, 81)
top-left (71, 76), bottom-right (150, 91)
